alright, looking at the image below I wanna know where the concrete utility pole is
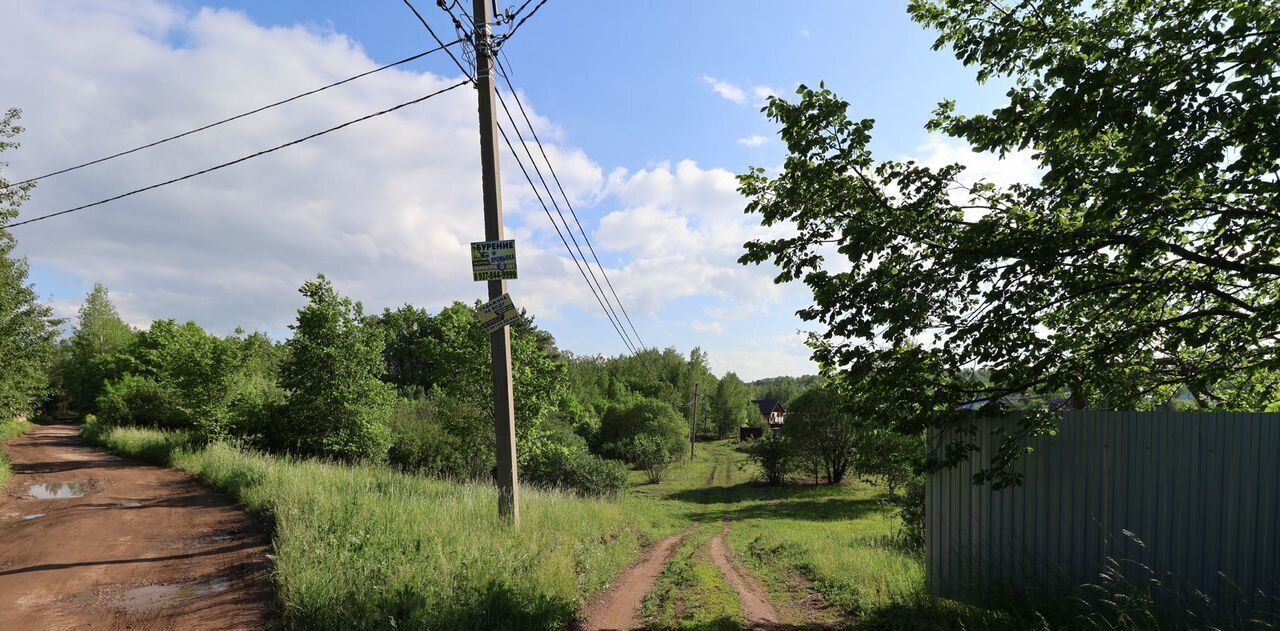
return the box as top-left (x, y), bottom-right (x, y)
top-left (473, 0), bottom-right (519, 526)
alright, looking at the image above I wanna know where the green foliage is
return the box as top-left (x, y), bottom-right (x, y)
top-left (83, 420), bottom-right (667, 631)
top-left (0, 108), bottom-right (60, 420)
top-left (386, 392), bottom-right (493, 480)
top-left (0, 418), bottom-right (35, 488)
top-left (708, 372), bottom-right (751, 437)
top-left (96, 373), bottom-right (176, 428)
top-left (64, 283), bottom-right (135, 413)
top-left (597, 397), bottom-right (688, 462)
top-left (785, 385), bottom-right (861, 484)
top-left (746, 375), bottom-right (819, 407)
top-left (741, 435), bottom-right (793, 485)
top-left (520, 446), bottom-right (629, 498)
top-left (740, 3), bottom-right (1280, 485)
top-left (620, 433), bottom-right (681, 484)
top-left (279, 275), bottom-right (394, 462)
top-left (890, 474), bottom-right (926, 553)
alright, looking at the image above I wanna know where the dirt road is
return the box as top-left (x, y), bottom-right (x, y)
top-left (710, 521), bottom-right (781, 629)
top-left (579, 525), bottom-right (694, 631)
top-left (0, 423), bottom-right (273, 630)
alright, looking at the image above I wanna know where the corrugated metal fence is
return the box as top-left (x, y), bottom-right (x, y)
top-left (927, 411), bottom-right (1280, 605)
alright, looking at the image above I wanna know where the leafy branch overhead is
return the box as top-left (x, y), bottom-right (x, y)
top-left (739, 0), bottom-right (1280, 486)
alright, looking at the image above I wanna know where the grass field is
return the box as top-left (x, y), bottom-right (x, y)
top-left (83, 420), bottom-right (685, 630)
top-left (0, 418), bottom-right (35, 488)
top-left (622, 439), bottom-right (928, 629)
top-left (83, 424), bottom-right (1233, 630)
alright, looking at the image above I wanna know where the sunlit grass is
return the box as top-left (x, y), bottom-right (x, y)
top-left (83, 420), bottom-right (683, 630)
top-left (0, 418), bottom-right (35, 488)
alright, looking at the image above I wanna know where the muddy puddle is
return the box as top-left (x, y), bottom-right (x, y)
top-left (27, 482), bottom-right (88, 500)
top-left (114, 579), bottom-right (231, 612)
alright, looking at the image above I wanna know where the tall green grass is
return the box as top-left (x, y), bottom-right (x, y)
top-left (83, 420), bottom-right (684, 630)
top-left (0, 418), bottom-right (35, 488)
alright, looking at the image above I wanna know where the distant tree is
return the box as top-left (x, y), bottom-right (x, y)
top-left (740, 2), bottom-right (1280, 486)
top-left (742, 435), bottom-right (793, 485)
top-left (65, 284), bottom-right (134, 413)
top-left (279, 275), bottom-right (394, 461)
top-left (786, 386), bottom-right (859, 484)
top-left (709, 372), bottom-right (752, 437)
top-left (0, 108), bottom-right (60, 419)
top-left (748, 375), bottom-right (819, 407)
top-left (597, 398), bottom-right (688, 465)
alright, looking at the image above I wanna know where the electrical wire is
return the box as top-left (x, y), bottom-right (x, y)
top-left (496, 121), bottom-right (637, 353)
top-left (2, 81), bottom-right (470, 230)
top-left (2, 41), bottom-right (464, 190)
top-left (493, 89), bottom-right (639, 352)
top-left (403, 0), bottom-right (475, 80)
top-left (497, 0), bottom-right (549, 45)
top-left (494, 53), bottom-right (647, 349)
top-left (402, 0), bottom-right (639, 353)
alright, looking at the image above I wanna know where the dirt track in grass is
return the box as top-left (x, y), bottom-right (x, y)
top-left (579, 525), bottom-right (696, 631)
top-left (0, 423), bottom-right (273, 630)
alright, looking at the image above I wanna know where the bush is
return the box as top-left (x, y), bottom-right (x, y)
top-left (386, 393), bottom-right (494, 480)
top-left (522, 447), bottom-right (628, 498)
top-left (597, 398), bottom-right (687, 463)
top-left (278, 276), bottom-right (394, 462)
top-left (890, 474), bottom-right (925, 552)
top-left (95, 374), bottom-right (179, 429)
top-left (620, 434), bottom-right (680, 484)
top-left (743, 435), bottom-right (794, 484)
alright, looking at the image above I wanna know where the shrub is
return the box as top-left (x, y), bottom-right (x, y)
top-left (620, 434), bottom-right (680, 484)
top-left (890, 474), bottom-right (926, 552)
top-left (522, 447), bottom-right (628, 498)
top-left (597, 398), bottom-right (687, 463)
top-left (386, 392), bottom-right (494, 480)
top-left (786, 386), bottom-right (858, 484)
top-left (278, 275), bottom-right (394, 462)
top-left (95, 374), bottom-right (179, 429)
top-left (743, 435), bottom-right (794, 484)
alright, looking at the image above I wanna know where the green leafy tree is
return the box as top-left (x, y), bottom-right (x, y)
top-left (740, 1), bottom-right (1280, 486)
top-left (65, 283), bottom-right (134, 413)
top-left (279, 275), bottom-right (394, 461)
top-left (0, 108), bottom-right (59, 419)
top-left (786, 385), bottom-right (859, 485)
top-left (709, 372), bottom-right (752, 437)
top-left (742, 435), bottom-right (793, 485)
top-left (597, 398), bottom-right (688, 465)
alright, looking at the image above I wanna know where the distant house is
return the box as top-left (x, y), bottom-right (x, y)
top-left (752, 399), bottom-right (786, 436)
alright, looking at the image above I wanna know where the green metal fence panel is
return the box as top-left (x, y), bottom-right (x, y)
top-left (926, 411), bottom-right (1280, 605)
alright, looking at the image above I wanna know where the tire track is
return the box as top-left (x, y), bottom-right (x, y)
top-left (579, 524), bottom-right (696, 631)
top-left (709, 521), bottom-right (781, 630)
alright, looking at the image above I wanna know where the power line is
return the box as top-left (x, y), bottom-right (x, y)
top-left (497, 0), bottom-right (549, 45)
top-left (492, 89), bottom-right (639, 352)
top-left (403, 0), bottom-right (474, 80)
top-left (2, 41), bottom-right (464, 190)
top-left (2, 81), bottom-right (470, 230)
top-left (401, 0), bottom-right (637, 353)
top-left (494, 53), bottom-right (647, 349)
top-left (496, 121), bottom-right (637, 354)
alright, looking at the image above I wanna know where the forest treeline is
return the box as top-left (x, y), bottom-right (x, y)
top-left (14, 271), bottom-right (819, 497)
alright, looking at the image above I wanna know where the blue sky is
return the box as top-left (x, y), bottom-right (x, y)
top-left (5, 1), bottom-right (1028, 380)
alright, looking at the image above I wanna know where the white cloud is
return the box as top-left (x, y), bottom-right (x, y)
top-left (737, 134), bottom-right (769, 148)
top-left (691, 320), bottom-right (724, 335)
top-left (908, 135), bottom-right (1041, 209)
top-left (701, 75), bottom-right (747, 104)
top-left (1, 1), bottom-right (607, 334)
top-left (800, 29), bottom-right (811, 38)
top-left (590, 160), bottom-right (799, 319)
top-left (0, 1), bottom-right (812, 374)
top-left (752, 85), bottom-right (778, 104)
